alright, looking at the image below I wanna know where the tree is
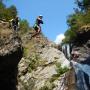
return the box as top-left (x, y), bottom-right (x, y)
top-left (63, 29), bottom-right (77, 44)
top-left (8, 5), bottom-right (17, 18)
top-left (0, 0), bottom-right (5, 9)
top-left (19, 20), bottom-right (30, 34)
top-left (0, 0), bottom-right (5, 20)
top-left (63, 0), bottom-right (90, 44)
top-left (76, 0), bottom-right (90, 11)
top-left (0, 1), bottom-right (17, 21)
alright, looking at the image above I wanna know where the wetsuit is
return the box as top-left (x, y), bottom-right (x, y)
top-left (33, 18), bottom-right (43, 31)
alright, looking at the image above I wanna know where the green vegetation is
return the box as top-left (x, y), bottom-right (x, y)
top-left (63, 0), bottom-right (90, 44)
top-left (0, 1), bottom-right (31, 34)
top-left (19, 19), bottom-right (30, 34)
top-left (63, 28), bottom-right (77, 43)
top-left (0, 1), bottom-right (17, 20)
top-left (49, 66), bottom-right (68, 89)
top-left (76, 0), bottom-right (90, 11)
top-left (0, 0), bottom-right (37, 75)
top-left (28, 53), bottom-right (40, 72)
top-left (49, 63), bottom-right (69, 83)
top-left (56, 63), bottom-right (69, 75)
top-left (39, 82), bottom-right (55, 90)
top-left (49, 74), bottom-right (60, 83)
top-left (39, 86), bottom-right (51, 90)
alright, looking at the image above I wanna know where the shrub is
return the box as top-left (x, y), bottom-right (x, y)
top-left (28, 54), bottom-right (40, 72)
top-left (0, 1), bottom-right (17, 21)
top-left (49, 63), bottom-right (69, 83)
top-left (56, 63), bottom-right (69, 75)
top-left (19, 19), bottom-right (30, 34)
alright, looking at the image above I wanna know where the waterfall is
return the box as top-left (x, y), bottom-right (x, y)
top-left (62, 44), bottom-right (71, 60)
top-left (71, 61), bottom-right (90, 90)
top-left (61, 43), bottom-right (90, 90)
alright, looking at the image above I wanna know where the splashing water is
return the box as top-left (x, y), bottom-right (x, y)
top-left (71, 61), bottom-right (90, 90)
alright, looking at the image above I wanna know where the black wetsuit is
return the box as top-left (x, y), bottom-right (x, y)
top-left (12, 18), bottom-right (19, 31)
top-left (33, 18), bottom-right (43, 30)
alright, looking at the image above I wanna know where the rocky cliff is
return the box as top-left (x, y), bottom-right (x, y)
top-left (0, 21), bottom-right (76, 90)
top-left (72, 25), bottom-right (90, 62)
top-left (71, 25), bottom-right (90, 90)
top-left (17, 31), bottom-right (76, 90)
top-left (0, 22), bottom-right (23, 90)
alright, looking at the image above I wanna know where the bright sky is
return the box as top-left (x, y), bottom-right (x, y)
top-left (4, 0), bottom-right (75, 42)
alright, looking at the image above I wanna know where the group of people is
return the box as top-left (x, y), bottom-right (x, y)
top-left (10, 15), bottom-right (43, 39)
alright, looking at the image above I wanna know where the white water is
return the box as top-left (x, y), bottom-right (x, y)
top-left (61, 44), bottom-right (90, 90)
top-left (71, 61), bottom-right (90, 90)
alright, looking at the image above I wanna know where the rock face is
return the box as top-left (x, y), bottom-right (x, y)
top-left (72, 29), bottom-right (90, 62)
top-left (54, 69), bottom-right (76, 90)
top-left (18, 31), bottom-right (76, 90)
top-left (0, 22), bottom-right (76, 90)
top-left (71, 29), bottom-right (90, 90)
top-left (0, 23), bottom-right (23, 90)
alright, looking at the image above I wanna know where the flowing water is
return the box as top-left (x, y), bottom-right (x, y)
top-left (61, 44), bottom-right (90, 90)
top-left (71, 61), bottom-right (90, 90)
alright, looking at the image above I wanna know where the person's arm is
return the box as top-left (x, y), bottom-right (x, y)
top-left (18, 22), bottom-right (20, 27)
top-left (40, 20), bottom-right (43, 24)
top-left (37, 17), bottom-right (43, 22)
top-left (18, 19), bottom-right (20, 28)
top-left (37, 17), bottom-right (43, 24)
top-left (10, 19), bottom-right (13, 26)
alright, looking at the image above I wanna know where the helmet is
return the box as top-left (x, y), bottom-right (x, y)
top-left (39, 15), bottom-right (43, 18)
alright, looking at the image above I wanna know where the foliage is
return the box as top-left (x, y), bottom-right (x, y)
top-left (49, 74), bottom-right (60, 83)
top-left (39, 83), bottom-right (55, 90)
top-left (56, 63), bottom-right (69, 76)
top-left (82, 10), bottom-right (90, 24)
top-left (28, 53), bottom-right (40, 72)
top-left (67, 13), bottom-right (84, 29)
top-left (39, 86), bottom-right (51, 90)
top-left (19, 19), bottom-right (30, 34)
top-left (7, 5), bottom-right (17, 18)
top-left (23, 48), bottom-right (28, 57)
top-left (49, 63), bottom-right (69, 83)
top-left (63, 0), bottom-right (90, 44)
top-left (0, 1), bottom-right (5, 9)
top-left (0, 1), bottom-right (17, 21)
top-left (75, 0), bottom-right (90, 11)
top-left (63, 29), bottom-right (77, 43)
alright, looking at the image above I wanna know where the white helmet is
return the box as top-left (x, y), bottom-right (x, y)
top-left (39, 15), bottom-right (43, 17)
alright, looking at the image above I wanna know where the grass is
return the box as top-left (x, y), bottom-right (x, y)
top-left (56, 63), bottom-right (69, 76)
top-left (49, 63), bottom-right (69, 83)
top-left (39, 86), bottom-right (51, 90)
top-left (28, 53), bottom-right (40, 72)
top-left (39, 82), bottom-right (55, 90)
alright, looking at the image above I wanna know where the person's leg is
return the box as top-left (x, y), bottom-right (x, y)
top-left (16, 25), bottom-right (18, 32)
top-left (31, 26), bottom-right (41, 38)
top-left (14, 25), bottom-right (16, 31)
top-left (35, 26), bottom-right (41, 36)
top-left (37, 26), bottom-right (41, 34)
top-left (12, 25), bottom-right (16, 31)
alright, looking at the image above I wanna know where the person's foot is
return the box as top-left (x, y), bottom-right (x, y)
top-left (36, 36), bottom-right (40, 38)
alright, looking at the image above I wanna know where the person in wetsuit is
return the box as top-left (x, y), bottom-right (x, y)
top-left (31, 15), bottom-right (43, 38)
top-left (10, 16), bottom-right (19, 31)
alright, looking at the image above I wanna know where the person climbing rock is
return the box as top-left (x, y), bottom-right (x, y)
top-left (31, 15), bottom-right (43, 39)
top-left (10, 16), bottom-right (20, 32)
